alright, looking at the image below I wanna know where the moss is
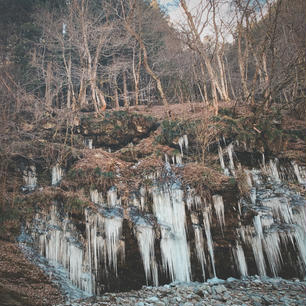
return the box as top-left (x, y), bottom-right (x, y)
top-left (156, 119), bottom-right (197, 146)
top-left (65, 196), bottom-right (88, 212)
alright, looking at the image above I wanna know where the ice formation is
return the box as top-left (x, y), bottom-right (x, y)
top-left (107, 187), bottom-right (121, 207)
top-left (152, 184), bottom-right (191, 282)
top-left (52, 164), bottom-right (63, 186)
top-left (39, 206), bottom-right (93, 293)
top-left (24, 146), bottom-right (306, 295)
top-left (233, 242), bottom-right (248, 277)
top-left (267, 159), bottom-right (281, 183)
top-left (104, 216), bottom-right (123, 275)
top-left (212, 195), bottom-right (225, 233)
top-left (135, 224), bottom-right (158, 285)
top-left (227, 143), bottom-right (235, 170)
top-left (90, 189), bottom-right (104, 205)
top-left (23, 165), bottom-right (37, 190)
top-left (291, 161), bottom-right (306, 185)
top-left (84, 138), bottom-right (93, 149)
top-left (193, 225), bottom-right (206, 279)
top-left (172, 152), bottom-right (183, 165)
top-left (218, 143), bottom-right (235, 175)
top-left (178, 134), bottom-right (188, 156)
top-left (203, 209), bottom-right (216, 277)
top-left (218, 144), bottom-right (226, 171)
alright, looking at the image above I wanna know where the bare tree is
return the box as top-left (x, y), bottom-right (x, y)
top-left (120, 0), bottom-right (169, 106)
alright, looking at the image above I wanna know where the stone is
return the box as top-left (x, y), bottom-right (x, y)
top-left (146, 296), bottom-right (159, 303)
top-left (213, 284), bottom-right (227, 294)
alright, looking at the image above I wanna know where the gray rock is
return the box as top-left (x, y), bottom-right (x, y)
top-left (146, 296), bottom-right (159, 303)
top-left (250, 295), bottom-right (262, 304)
top-left (213, 284), bottom-right (227, 294)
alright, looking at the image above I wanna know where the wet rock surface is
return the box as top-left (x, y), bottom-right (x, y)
top-left (77, 112), bottom-right (158, 150)
top-left (56, 278), bottom-right (306, 306)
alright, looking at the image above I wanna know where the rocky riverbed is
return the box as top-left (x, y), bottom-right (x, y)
top-left (56, 277), bottom-right (306, 306)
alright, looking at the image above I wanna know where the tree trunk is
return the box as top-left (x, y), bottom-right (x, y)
top-left (123, 71), bottom-right (129, 107)
top-left (123, 8), bottom-right (168, 106)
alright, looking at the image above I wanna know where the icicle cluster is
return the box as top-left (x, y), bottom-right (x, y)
top-left (84, 138), bottom-right (93, 149)
top-left (212, 195), bottom-right (225, 233)
top-left (152, 184), bottom-right (191, 282)
top-left (26, 149), bottom-right (306, 295)
top-left (38, 206), bottom-right (93, 293)
top-left (90, 189), bottom-right (104, 205)
top-left (234, 166), bottom-right (306, 278)
top-left (178, 134), bottom-right (188, 156)
top-left (218, 142), bottom-right (235, 175)
top-left (23, 165), bottom-right (37, 191)
top-left (135, 223), bottom-right (158, 286)
top-left (52, 164), bottom-right (63, 186)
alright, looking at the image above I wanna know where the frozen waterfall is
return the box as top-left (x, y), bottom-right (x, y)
top-left (135, 224), bottom-right (158, 286)
top-left (52, 164), bottom-right (63, 186)
top-left (152, 184), bottom-right (191, 282)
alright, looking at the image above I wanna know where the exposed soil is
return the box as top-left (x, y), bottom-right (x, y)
top-left (0, 241), bottom-right (63, 306)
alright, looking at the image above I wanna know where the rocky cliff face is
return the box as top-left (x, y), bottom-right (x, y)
top-left (14, 108), bottom-right (305, 298)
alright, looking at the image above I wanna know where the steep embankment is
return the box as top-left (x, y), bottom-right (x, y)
top-left (0, 103), bottom-right (305, 305)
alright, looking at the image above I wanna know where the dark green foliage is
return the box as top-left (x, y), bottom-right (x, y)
top-left (155, 119), bottom-right (195, 146)
top-left (65, 197), bottom-right (88, 212)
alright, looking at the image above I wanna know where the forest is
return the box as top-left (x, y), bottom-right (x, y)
top-left (0, 0), bottom-right (305, 115)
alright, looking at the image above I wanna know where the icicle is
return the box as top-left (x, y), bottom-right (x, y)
top-left (222, 136), bottom-right (226, 145)
top-left (52, 164), bottom-right (63, 186)
top-left (261, 197), bottom-right (292, 224)
top-left (23, 165), bottom-right (37, 191)
top-left (239, 226), bottom-right (266, 277)
top-left (261, 153), bottom-right (266, 168)
top-left (186, 189), bottom-right (202, 210)
top-left (251, 169), bottom-right (262, 186)
top-left (227, 143), bottom-right (235, 170)
top-left (261, 215), bottom-right (274, 229)
top-left (244, 169), bottom-right (253, 187)
top-left (140, 186), bottom-right (146, 210)
top-left (190, 212), bottom-right (199, 225)
top-left (85, 209), bottom-right (104, 293)
top-left (152, 185), bottom-right (191, 282)
top-left (84, 138), bottom-right (93, 149)
top-left (62, 23), bottom-right (66, 35)
top-left (291, 204), bottom-right (306, 268)
top-left (193, 225), bottom-right (206, 280)
top-left (183, 135), bottom-right (188, 150)
top-left (262, 231), bottom-right (283, 277)
top-left (253, 215), bottom-right (263, 238)
top-left (39, 206), bottom-right (93, 294)
top-left (90, 189), bottom-right (104, 205)
top-left (218, 144), bottom-right (226, 171)
top-left (212, 195), bottom-right (225, 233)
top-left (268, 159), bottom-right (281, 183)
top-left (178, 136), bottom-right (184, 156)
top-left (250, 236), bottom-right (266, 277)
top-left (135, 224), bottom-right (158, 286)
top-left (175, 152), bottom-right (183, 165)
top-left (164, 153), bottom-right (169, 164)
top-left (203, 210), bottom-right (216, 278)
top-left (107, 187), bottom-right (121, 207)
top-left (233, 242), bottom-right (248, 278)
top-left (250, 187), bottom-right (257, 205)
top-left (104, 216), bottom-right (123, 276)
top-left (291, 161), bottom-right (306, 185)
top-left (171, 155), bottom-right (175, 165)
